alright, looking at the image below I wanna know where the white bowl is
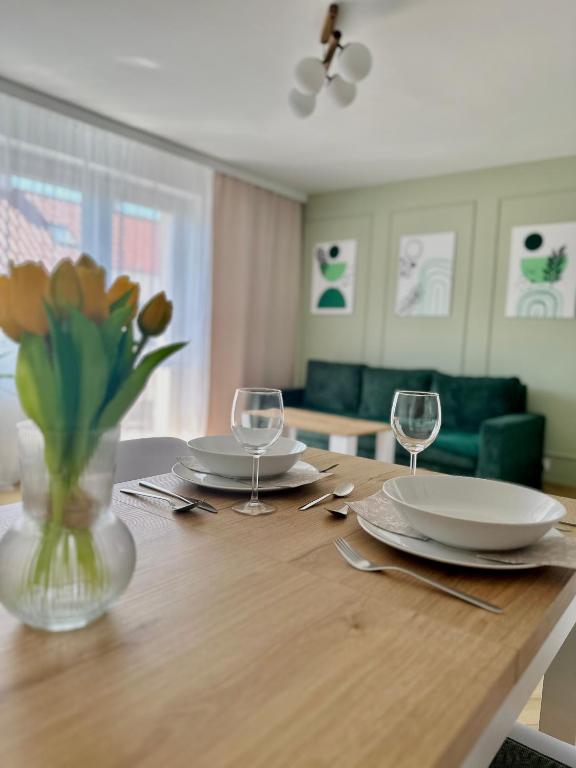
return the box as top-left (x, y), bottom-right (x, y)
top-left (382, 475), bottom-right (565, 551)
top-left (186, 435), bottom-right (307, 479)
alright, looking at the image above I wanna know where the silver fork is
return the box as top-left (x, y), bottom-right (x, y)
top-left (334, 538), bottom-right (503, 614)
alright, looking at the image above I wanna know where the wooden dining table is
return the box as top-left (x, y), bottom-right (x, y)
top-left (0, 448), bottom-right (575, 768)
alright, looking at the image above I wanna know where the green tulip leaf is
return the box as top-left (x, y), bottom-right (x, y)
top-left (109, 290), bottom-right (134, 313)
top-left (101, 303), bottom-right (133, 357)
top-left (67, 311), bottom-right (111, 471)
top-left (16, 335), bottom-right (59, 430)
top-left (98, 342), bottom-right (186, 430)
top-left (45, 303), bottom-right (79, 431)
top-left (16, 334), bottom-right (63, 473)
top-left (69, 310), bottom-right (110, 427)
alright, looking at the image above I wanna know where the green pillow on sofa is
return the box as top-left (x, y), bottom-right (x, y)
top-left (431, 372), bottom-right (526, 433)
top-left (358, 367), bottom-right (434, 421)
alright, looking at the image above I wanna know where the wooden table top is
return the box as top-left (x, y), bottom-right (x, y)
top-left (283, 407), bottom-right (390, 436)
top-left (0, 448), bottom-right (575, 768)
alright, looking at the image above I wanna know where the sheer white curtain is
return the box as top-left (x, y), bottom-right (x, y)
top-left (0, 92), bottom-right (213, 439)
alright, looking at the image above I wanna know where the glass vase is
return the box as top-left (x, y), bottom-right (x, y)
top-left (0, 421), bottom-right (136, 632)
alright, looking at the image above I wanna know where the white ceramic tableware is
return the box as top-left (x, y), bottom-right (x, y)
top-left (172, 460), bottom-right (322, 493)
top-left (357, 515), bottom-right (559, 570)
top-left (187, 435), bottom-right (306, 479)
top-left (382, 475), bottom-right (565, 551)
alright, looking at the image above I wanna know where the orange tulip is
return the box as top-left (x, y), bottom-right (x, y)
top-left (107, 276), bottom-right (139, 321)
top-left (77, 263), bottom-right (109, 324)
top-left (0, 275), bottom-right (23, 342)
top-left (77, 253), bottom-right (98, 270)
top-left (138, 292), bottom-right (173, 337)
top-left (49, 259), bottom-right (83, 316)
top-left (8, 262), bottom-right (49, 335)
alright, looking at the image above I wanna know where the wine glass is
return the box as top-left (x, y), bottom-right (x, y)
top-left (390, 391), bottom-right (441, 475)
top-left (231, 388), bottom-right (284, 515)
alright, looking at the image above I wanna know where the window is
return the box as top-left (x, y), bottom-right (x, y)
top-left (0, 176), bottom-right (82, 270)
top-left (0, 92), bottom-right (213, 438)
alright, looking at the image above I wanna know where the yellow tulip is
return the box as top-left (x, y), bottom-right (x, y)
top-left (137, 292), bottom-right (173, 337)
top-left (49, 259), bottom-right (83, 316)
top-left (0, 275), bottom-right (23, 342)
top-left (77, 263), bottom-right (109, 324)
top-left (8, 262), bottom-right (49, 336)
top-left (108, 276), bottom-right (139, 320)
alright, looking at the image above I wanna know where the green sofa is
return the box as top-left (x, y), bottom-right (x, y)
top-left (283, 360), bottom-right (546, 488)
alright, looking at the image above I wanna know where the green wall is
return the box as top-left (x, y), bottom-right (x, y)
top-left (299, 156), bottom-right (576, 484)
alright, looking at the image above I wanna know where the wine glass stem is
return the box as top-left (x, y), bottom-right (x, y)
top-left (250, 455), bottom-right (260, 504)
top-left (410, 452), bottom-right (417, 476)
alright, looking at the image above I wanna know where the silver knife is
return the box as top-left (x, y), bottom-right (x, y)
top-left (120, 488), bottom-right (199, 513)
top-left (139, 481), bottom-right (218, 514)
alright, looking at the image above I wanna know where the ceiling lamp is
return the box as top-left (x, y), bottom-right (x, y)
top-left (327, 75), bottom-right (356, 107)
top-left (289, 3), bottom-right (372, 118)
top-left (338, 42), bottom-right (372, 82)
top-left (288, 88), bottom-right (316, 118)
top-left (294, 57), bottom-right (325, 95)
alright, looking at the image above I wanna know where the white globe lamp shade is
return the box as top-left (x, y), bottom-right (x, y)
top-left (327, 75), bottom-right (356, 108)
top-left (288, 88), bottom-right (316, 118)
top-left (339, 42), bottom-right (372, 82)
top-left (294, 57), bottom-right (325, 95)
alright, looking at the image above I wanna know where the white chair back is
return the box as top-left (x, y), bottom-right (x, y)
top-left (115, 437), bottom-right (188, 483)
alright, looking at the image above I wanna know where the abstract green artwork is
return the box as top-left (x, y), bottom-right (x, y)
top-left (310, 239), bottom-right (356, 314)
top-left (395, 232), bottom-right (456, 317)
top-left (506, 223), bottom-right (576, 318)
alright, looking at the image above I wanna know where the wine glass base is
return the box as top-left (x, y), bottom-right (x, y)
top-left (232, 501), bottom-right (276, 516)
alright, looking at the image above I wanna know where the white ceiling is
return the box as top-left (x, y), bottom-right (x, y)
top-left (0, 0), bottom-right (575, 195)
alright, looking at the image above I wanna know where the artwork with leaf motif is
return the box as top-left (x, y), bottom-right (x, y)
top-left (506, 223), bottom-right (576, 318)
top-left (395, 232), bottom-right (456, 317)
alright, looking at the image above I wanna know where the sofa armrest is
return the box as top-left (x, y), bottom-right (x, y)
top-left (477, 413), bottom-right (546, 488)
top-left (281, 388), bottom-right (305, 407)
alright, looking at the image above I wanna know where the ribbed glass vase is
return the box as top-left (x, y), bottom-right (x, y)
top-left (0, 421), bottom-right (136, 632)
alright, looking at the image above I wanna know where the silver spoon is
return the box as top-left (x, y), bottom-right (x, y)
top-left (325, 503), bottom-right (349, 519)
top-left (299, 481), bottom-right (355, 511)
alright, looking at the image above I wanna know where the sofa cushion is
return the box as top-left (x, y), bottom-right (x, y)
top-left (391, 430), bottom-right (478, 474)
top-left (359, 430), bottom-right (478, 469)
top-left (358, 367), bottom-right (435, 421)
top-left (303, 360), bottom-right (364, 415)
top-left (431, 372), bottom-right (526, 432)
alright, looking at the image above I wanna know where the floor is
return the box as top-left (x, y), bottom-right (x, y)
top-left (0, 481), bottom-right (574, 732)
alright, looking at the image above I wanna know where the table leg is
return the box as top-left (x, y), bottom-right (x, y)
top-left (284, 426), bottom-right (297, 440)
top-left (328, 435), bottom-right (358, 456)
top-left (375, 431), bottom-right (395, 463)
top-left (539, 621), bottom-right (576, 743)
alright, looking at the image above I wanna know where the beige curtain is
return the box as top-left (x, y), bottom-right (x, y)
top-left (207, 173), bottom-right (303, 434)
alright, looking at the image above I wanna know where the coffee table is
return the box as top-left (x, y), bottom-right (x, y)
top-left (283, 406), bottom-right (395, 462)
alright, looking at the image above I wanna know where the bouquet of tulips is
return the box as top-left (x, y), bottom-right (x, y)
top-left (0, 255), bottom-right (184, 590)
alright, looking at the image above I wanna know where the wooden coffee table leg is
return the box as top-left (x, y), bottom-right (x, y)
top-left (328, 435), bottom-right (358, 456)
top-left (539, 621), bottom-right (576, 743)
top-left (375, 431), bottom-right (395, 463)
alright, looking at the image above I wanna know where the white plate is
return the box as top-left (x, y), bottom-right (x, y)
top-left (171, 460), bottom-right (324, 493)
top-left (383, 475), bottom-right (565, 551)
top-left (357, 514), bottom-right (560, 570)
